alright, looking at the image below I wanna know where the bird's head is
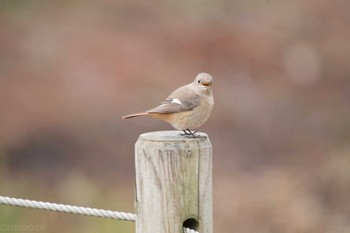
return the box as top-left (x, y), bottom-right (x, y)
top-left (193, 73), bottom-right (213, 90)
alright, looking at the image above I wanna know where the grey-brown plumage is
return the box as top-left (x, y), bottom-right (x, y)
top-left (122, 73), bottom-right (214, 136)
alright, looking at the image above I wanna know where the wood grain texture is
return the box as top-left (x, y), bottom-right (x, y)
top-left (135, 131), bottom-right (212, 233)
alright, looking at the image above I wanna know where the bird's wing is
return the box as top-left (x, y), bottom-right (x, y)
top-left (147, 86), bottom-right (201, 114)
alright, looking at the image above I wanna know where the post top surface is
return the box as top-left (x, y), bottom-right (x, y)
top-left (138, 130), bottom-right (209, 142)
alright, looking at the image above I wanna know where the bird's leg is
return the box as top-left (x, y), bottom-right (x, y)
top-left (187, 129), bottom-right (197, 136)
top-left (180, 129), bottom-right (190, 136)
top-left (180, 129), bottom-right (198, 138)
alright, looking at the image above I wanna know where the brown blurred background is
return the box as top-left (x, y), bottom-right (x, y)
top-left (1, 0), bottom-right (350, 232)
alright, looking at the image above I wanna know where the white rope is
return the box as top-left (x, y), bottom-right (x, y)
top-left (0, 196), bottom-right (136, 221)
top-left (0, 195), bottom-right (198, 233)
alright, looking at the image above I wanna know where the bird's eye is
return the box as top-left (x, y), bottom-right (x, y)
top-left (197, 80), bottom-right (200, 83)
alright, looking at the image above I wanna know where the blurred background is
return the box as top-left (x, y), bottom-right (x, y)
top-left (1, 0), bottom-right (350, 232)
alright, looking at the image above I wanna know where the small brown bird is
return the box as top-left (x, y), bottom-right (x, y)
top-left (122, 73), bottom-right (214, 137)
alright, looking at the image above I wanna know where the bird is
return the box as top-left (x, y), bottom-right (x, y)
top-left (122, 73), bottom-right (214, 137)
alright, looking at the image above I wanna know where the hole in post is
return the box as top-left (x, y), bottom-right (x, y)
top-left (183, 218), bottom-right (199, 231)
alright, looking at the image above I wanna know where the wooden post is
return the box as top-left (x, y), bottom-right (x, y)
top-left (135, 131), bottom-right (212, 233)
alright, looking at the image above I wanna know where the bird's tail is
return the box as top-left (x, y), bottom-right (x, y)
top-left (122, 112), bottom-right (149, 119)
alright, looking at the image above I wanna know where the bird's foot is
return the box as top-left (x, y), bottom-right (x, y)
top-left (180, 129), bottom-right (202, 138)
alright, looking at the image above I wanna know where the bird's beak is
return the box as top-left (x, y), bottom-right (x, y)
top-left (202, 82), bottom-right (212, 87)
